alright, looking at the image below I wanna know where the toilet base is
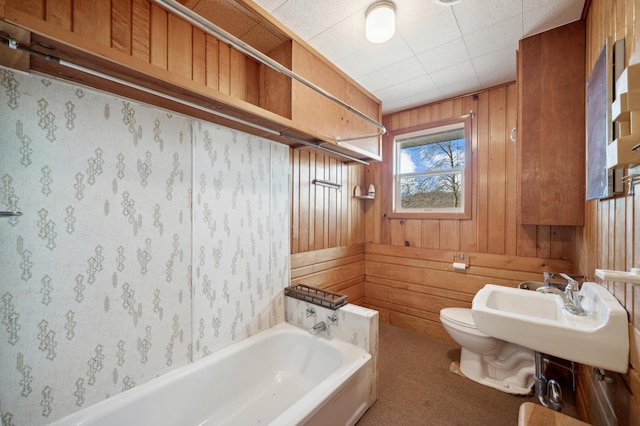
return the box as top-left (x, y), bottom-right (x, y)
top-left (458, 346), bottom-right (535, 395)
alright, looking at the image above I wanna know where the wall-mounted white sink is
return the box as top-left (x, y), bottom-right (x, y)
top-left (471, 283), bottom-right (629, 373)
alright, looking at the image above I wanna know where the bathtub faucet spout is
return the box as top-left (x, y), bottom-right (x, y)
top-left (311, 321), bottom-right (327, 335)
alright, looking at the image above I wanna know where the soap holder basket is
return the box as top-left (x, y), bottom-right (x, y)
top-left (284, 284), bottom-right (348, 310)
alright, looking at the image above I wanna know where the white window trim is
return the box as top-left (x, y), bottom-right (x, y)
top-left (386, 115), bottom-right (472, 220)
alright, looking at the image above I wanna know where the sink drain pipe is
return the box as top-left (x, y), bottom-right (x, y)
top-left (534, 351), bottom-right (563, 411)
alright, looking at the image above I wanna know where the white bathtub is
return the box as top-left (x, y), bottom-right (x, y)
top-left (50, 322), bottom-right (373, 426)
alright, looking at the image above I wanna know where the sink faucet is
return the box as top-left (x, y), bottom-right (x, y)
top-left (311, 321), bottom-right (327, 335)
top-left (536, 273), bottom-right (585, 315)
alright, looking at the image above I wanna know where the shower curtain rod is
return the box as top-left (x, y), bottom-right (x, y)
top-left (0, 34), bottom-right (370, 165)
top-left (151, 0), bottom-right (386, 144)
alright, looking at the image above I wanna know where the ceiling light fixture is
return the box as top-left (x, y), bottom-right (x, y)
top-left (365, 1), bottom-right (396, 44)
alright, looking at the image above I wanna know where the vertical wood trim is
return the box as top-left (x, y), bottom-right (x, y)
top-left (205, 35), bottom-right (219, 91)
top-left (308, 153), bottom-right (316, 250)
top-left (422, 220), bottom-right (440, 249)
top-left (192, 28), bottom-right (206, 86)
top-left (218, 42), bottom-right (230, 95)
top-left (167, 14), bottom-right (192, 79)
top-left (505, 84), bottom-right (517, 256)
top-left (149, 4), bottom-right (167, 69)
top-left (476, 91), bottom-right (490, 253)
top-left (131, 0), bottom-right (150, 63)
top-left (229, 48), bottom-right (246, 100)
top-left (297, 150), bottom-right (309, 252)
top-left (291, 149), bottom-right (300, 254)
top-left (487, 87), bottom-right (507, 254)
top-left (111, 0), bottom-right (132, 55)
top-left (327, 158), bottom-right (337, 247)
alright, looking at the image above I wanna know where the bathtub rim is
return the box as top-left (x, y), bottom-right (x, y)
top-left (49, 321), bottom-right (372, 426)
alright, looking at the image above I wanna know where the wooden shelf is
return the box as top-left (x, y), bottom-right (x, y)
top-left (354, 195), bottom-right (375, 200)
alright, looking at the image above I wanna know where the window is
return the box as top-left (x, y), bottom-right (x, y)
top-left (389, 116), bottom-right (471, 219)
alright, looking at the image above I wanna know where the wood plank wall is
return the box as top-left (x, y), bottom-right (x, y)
top-left (290, 84), bottom-right (577, 342)
top-left (576, 0), bottom-right (640, 424)
top-left (361, 86), bottom-right (577, 338)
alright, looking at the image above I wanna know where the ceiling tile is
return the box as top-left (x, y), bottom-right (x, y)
top-left (378, 57), bottom-right (427, 85)
top-left (416, 38), bottom-right (470, 73)
top-left (429, 60), bottom-right (479, 89)
top-left (464, 15), bottom-right (523, 59)
top-left (473, 46), bottom-right (518, 88)
top-left (452, 0), bottom-right (522, 35)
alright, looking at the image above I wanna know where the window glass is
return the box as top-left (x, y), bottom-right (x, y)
top-left (392, 120), bottom-right (470, 216)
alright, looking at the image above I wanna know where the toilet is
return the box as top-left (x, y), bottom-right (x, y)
top-left (440, 307), bottom-right (535, 395)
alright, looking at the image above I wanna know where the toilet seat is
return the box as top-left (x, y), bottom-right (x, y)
top-left (440, 307), bottom-right (489, 337)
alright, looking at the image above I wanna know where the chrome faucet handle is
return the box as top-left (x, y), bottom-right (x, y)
top-left (306, 307), bottom-right (316, 318)
top-left (327, 313), bottom-right (338, 324)
top-left (559, 273), bottom-right (579, 291)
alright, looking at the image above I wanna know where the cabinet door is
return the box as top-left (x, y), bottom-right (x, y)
top-left (517, 20), bottom-right (586, 226)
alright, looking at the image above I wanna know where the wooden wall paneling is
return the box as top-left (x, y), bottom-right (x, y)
top-left (290, 244), bottom-right (363, 270)
top-left (218, 42), bottom-right (230, 95)
top-left (314, 154), bottom-right (325, 249)
top-left (405, 219), bottom-right (422, 248)
top-left (364, 155), bottom-right (384, 244)
top-left (614, 197), bottom-right (627, 272)
top-left (536, 225), bottom-right (551, 259)
top-left (131, 0), bottom-right (150, 63)
top-left (487, 87), bottom-right (508, 254)
top-left (439, 219), bottom-right (456, 251)
top-left (347, 163), bottom-right (358, 245)
top-left (111, 0), bottom-right (132, 55)
top-left (326, 158), bottom-right (337, 247)
top-left (301, 153), bottom-right (322, 251)
top-left (290, 148), bottom-right (300, 254)
top-left (291, 42), bottom-right (346, 140)
top-left (549, 226), bottom-right (576, 265)
top-left (290, 245), bottom-right (365, 305)
top-left (73, 1), bottom-right (110, 47)
top-left (244, 57), bottom-right (259, 106)
top-left (149, 4), bottom-right (168, 69)
top-left (192, 28), bottom-right (206, 86)
top-left (635, 178), bottom-right (640, 269)
top-left (45, 0), bottom-right (70, 30)
top-left (204, 34), bottom-right (219, 91)
top-left (167, 14), bottom-right (192, 79)
top-left (421, 220), bottom-right (440, 249)
top-left (475, 91), bottom-right (490, 253)
top-left (295, 150), bottom-right (307, 253)
top-left (339, 163), bottom-right (349, 247)
top-left (9, 0), bottom-right (43, 19)
top-left (505, 84), bottom-right (518, 256)
top-left (229, 48), bottom-right (246, 100)
top-left (260, 41), bottom-right (292, 118)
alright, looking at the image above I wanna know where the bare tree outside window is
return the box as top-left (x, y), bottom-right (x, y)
top-left (394, 125), bottom-right (466, 213)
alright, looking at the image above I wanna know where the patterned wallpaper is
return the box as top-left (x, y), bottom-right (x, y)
top-left (0, 66), bottom-right (290, 425)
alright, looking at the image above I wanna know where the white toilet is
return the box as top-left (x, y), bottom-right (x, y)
top-left (440, 307), bottom-right (535, 395)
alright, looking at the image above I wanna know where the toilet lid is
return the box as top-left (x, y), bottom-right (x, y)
top-left (440, 308), bottom-right (477, 330)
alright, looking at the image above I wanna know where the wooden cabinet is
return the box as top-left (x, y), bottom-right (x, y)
top-left (0, 0), bottom-right (382, 162)
top-left (517, 20), bottom-right (586, 225)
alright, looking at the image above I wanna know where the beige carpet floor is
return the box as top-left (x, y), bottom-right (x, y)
top-left (356, 322), bottom-right (577, 425)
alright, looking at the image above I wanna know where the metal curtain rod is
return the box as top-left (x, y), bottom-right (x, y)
top-left (312, 179), bottom-right (342, 190)
top-left (0, 34), bottom-right (369, 165)
top-left (152, 0), bottom-right (386, 144)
